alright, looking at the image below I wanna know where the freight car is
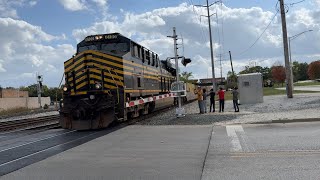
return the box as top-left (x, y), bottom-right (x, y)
top-left (59, 33), bottom-right (195, 130)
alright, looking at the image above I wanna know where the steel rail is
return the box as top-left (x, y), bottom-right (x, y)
top-left (0, 115), bottom-right (60, 132)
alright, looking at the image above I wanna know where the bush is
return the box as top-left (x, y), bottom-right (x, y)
top-left (43, 104), bottom-right (49, 109)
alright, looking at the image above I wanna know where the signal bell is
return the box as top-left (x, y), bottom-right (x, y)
top-left (181, 58), bottom-right (191, 67)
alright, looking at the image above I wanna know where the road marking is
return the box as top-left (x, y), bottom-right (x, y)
top-left (0, 130), bottom-right (76, 153)
top-left (226, 125), bottom-right (244, 152)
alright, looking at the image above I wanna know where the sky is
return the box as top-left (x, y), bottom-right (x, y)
top-left (0, 0), bottom-right (319, 87)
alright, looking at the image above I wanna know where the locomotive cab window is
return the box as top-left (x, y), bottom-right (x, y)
top-left (155, 54), bottom-right (159, 67)
top-left (101, 43), bottom-right (128, 55)
top-left (151, 53), bottom-right (155, 66)
top-left (78, 45), bottom-right (98, 53)
top-left (142, 49), bottom-right (145, 63)
top-left (146, 50), bottom-right (150, 65)
top-left (137, 77), bottom-right (141, 88)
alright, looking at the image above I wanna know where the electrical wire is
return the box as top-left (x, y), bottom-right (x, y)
top-left (235, 5), bottom-right (279, 58)
top-left (189, 0), bottom-right (208, 43)
top-left (290, 0), bottom-right (306, 6)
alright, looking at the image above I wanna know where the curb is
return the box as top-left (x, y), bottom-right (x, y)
top-left (249, 118), bottom-right (320, 124)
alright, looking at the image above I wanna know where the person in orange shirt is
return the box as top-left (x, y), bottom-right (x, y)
top-left (217, 87), bottom-right (225, 112)
top-left (195, 86), bottom-right (204, 114)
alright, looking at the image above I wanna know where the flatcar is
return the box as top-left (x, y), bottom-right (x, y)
top-left (60, 33), bottom-right (195, 130)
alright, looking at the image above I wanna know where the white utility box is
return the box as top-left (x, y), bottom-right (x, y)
top-left (237, 73), bottom-right (263, 104)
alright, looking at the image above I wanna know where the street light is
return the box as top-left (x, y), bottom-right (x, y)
top-left (288, 29), bottom-right (313, 90)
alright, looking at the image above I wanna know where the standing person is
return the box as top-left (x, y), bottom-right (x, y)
top-left (209, 89), bottom-right (215, 112)
top-left (196, 86), bottom-right (204, 114)
top-left (202, 89), bottom-right (207, 113)
top-left (232, 87), bottom-right (239, 112)
top-left (217, 87), bottom-right (225, 112)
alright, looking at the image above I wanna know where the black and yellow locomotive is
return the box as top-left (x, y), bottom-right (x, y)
top-left (60, 33), bottom-right (176, 130)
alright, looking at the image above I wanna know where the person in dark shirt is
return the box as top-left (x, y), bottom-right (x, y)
top-left (217, 87), bottom-right (225, 112)
top-left (209, 89), bottom-right (215, 112)
top-left (232, 87), bottom-right (239, 112)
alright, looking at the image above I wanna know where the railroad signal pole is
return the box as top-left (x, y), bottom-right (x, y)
top-left (168, 27), bottom-right (185, 117)
top-left (37, 74), bottom-right (43, 108)
top-left (279, 0), bottom-right (293, 98)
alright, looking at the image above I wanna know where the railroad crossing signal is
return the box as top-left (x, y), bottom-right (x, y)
top-left (181, 58), bottom-right (191, 66)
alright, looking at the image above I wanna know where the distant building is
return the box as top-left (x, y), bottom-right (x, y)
top-left (0, 89), bottom-right (29, 98)
top-left (199, 77), bottom-right (226, 85)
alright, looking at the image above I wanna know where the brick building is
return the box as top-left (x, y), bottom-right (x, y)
top-left (0, 89), bottom-right (29, 98)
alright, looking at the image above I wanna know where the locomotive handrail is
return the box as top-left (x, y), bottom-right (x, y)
top-left (113, 70), bottom-right (124, 86)
top-left (106, 68), bottom-right (120, 105)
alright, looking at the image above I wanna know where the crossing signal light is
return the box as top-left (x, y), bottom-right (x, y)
top-left (181, 58), bottom-right (191, 66)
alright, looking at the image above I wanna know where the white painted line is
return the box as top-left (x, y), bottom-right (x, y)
top-left (226, 125), bottom-right (243, 152)
top-left (0, 130), bottom-right (76, 153)
top-left (0, 131), bottom-right (99, 167)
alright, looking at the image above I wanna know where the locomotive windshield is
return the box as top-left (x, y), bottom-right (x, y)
top-left (78, 43), bottom-right (129, 56)
top-left (77, 33), bottom-right (131, 56)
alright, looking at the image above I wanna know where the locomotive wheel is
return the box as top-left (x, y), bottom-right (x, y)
top-left (148, 102), bottom-right (155, 112)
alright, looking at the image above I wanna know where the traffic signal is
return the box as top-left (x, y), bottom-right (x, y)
top-left (181, 58), bottom-right (191, 66)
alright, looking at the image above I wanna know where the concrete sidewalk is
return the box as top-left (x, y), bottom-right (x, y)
top-left (1, 125), bottom-right (212, 180)
top-left (276, 85), bottom-right (320, 92)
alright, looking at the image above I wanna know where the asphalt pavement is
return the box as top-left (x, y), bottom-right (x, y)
top-left (1, 122), bottom-right (320, 180)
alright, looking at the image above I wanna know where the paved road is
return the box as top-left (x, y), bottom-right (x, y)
top-left (0, 126), bottom-right (122, 176)
top-left (2, 122), bottom-right (320, 180)
top-left (202, 122), bottom-right (320, 179)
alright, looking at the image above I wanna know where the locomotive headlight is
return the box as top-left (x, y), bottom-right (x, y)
top-left (89, 95), bottom-right (95, 100)
top-left (63, 86), bottom-right (68, 92)
top-left (95, 83), bottom-right (102, 89)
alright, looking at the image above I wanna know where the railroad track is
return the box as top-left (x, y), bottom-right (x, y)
top-left (0, 115), bottom-right (60, 132)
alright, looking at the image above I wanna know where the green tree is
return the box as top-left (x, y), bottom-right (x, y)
top-left (226, 71), bottom-right (237, 89)
top-left (292, 61), bottom-right (309, 82)
top-left (239, 66), bottom-right (271, 81)
top-left (20, 84), bottom-right (63, 101)
top-left (179, 71), bottom-right (193, 83)
top-left (20, 84), bottom-right (38, 97)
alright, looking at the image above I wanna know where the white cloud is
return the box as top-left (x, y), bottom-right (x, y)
top-left (0, 18), bottom-right (75, 87)
top-left (0, 59), bottom-right (6, 72)
top-left (0, 0), bottom-right (24, 18)
top-left (71, 2), bottom-right (320, 79)
top-left (91, 0), bottom-right (107, 6)
top-left (29, 1), bottom-right (37, 6)
top-left (59, 0), bottom-right (87, 11)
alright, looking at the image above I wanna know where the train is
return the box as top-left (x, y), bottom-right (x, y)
top-left (59, 33), bottom-right (197, 130)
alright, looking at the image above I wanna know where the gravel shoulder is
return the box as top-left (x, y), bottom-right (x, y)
top-left (137, 93), bottom-right (320, 125)
top-left (2, 93), bottom-right (319, 125)
top-left (0, 108), bottom-right (59, 123)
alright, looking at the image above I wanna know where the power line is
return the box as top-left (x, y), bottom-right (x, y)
top-left (235, 2), bottom-right (279, 58)
top-left (188, 0), bottom-right (208, 42)
top-left (290, 0), bottom-right (306, 6)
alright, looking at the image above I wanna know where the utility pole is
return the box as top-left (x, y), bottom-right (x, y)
top-left (219, 54), bottom-right (222, 81)
top-left (279, 0), bottom-right (293, 98)
top-left (229, 51), bottom-right (234, 76)
top-left (195, 0), bottom-right (220, 91)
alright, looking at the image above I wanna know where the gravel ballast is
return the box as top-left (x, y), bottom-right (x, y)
top-left (137, 93), bottom-right (320, 125)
